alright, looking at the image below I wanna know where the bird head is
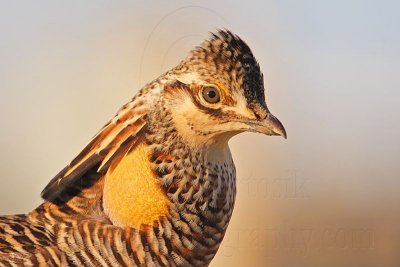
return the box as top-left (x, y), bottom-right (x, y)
top-left (161, 30), bottom-right (286, 146)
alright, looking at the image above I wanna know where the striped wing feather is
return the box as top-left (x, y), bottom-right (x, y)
top-left (41, 102), bottom-right (148, 201)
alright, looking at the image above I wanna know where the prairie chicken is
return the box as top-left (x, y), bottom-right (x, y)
top-left (0, 30), bottom-right (286, 266)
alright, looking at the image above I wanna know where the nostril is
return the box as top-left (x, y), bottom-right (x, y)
top-left (249, 103), bottom-right (269, 120)
top-left (254, 111), bottom-right (262, 120)
top-left (253, 108), bottom-right (268, 120)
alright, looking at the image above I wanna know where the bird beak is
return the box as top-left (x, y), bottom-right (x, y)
top-left (244, 113), bottom-right (287, 139)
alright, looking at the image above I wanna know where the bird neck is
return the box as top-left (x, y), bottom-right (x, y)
top-left (146, 105), bottom-right (237, 219)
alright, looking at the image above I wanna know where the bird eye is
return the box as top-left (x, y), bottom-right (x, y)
top-left (202, 86), bottom-right (221, 104)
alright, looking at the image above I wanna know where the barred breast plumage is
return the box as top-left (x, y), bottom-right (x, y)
top-left (0, 29), bottom-right (286, 266)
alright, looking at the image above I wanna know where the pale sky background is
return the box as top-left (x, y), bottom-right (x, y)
top-left (0, 1), bottom-right (399, 266)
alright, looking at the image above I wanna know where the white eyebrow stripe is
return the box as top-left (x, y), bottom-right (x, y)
top-left (223, 91), bottom-right (256, 119)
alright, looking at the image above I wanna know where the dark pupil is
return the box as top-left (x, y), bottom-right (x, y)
top-left (207, 89), bottom-right (216, 99)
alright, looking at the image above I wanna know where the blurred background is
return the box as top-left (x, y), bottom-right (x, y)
top-left (0, 1), bottom-right (399, 266)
